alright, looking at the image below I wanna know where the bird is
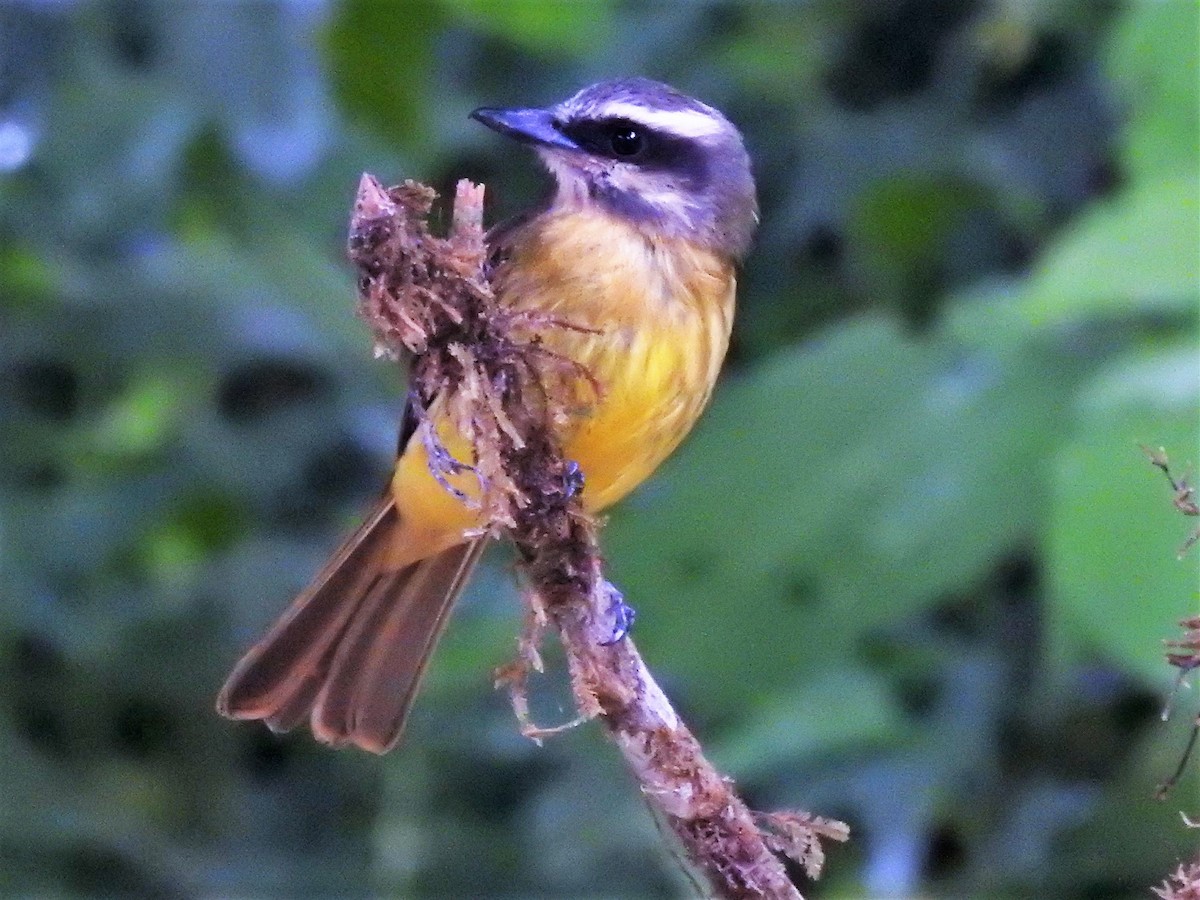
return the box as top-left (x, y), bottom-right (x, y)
top-left (216, 78), bottom-right (758, 754)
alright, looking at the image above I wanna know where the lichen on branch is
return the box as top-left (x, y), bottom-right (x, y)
top-left (348, 174), bottom-right (847, 898)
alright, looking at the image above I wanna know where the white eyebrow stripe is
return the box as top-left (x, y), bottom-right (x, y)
top-left (591, 102), bottom-right (726, 138)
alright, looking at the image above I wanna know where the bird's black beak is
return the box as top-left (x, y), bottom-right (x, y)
top-left (470, 106), bottom-right (579, 152)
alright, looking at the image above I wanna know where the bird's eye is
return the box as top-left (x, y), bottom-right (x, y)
top-left (609, 125), bottom-right (643, 158)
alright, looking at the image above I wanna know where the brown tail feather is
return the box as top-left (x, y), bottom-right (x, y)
top-left (216, 498), bottom-right (484, 753)
top-left (311, 540), bottom-right (485, 753)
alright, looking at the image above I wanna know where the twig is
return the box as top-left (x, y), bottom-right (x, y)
top-left (1157, 614), bottom-right (1200, 800)
top-left (1141, 445), bottom-right (1200, 802)
top-left (348, 174), bottom-right (847, 897)
top-left (1141, 445), bottom-right (1200, 558)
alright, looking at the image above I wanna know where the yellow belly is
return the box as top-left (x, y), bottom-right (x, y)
top-left (389, 207), bottom-right (735, 562)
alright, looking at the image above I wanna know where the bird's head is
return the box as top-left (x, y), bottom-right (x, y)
top-left (471, 78), bottom-right (758, 262)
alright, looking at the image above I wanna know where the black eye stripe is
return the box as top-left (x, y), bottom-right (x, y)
top-left (559, 117), bottom-right (710, 186)
top-left (560, 117), bottom-right (645, 158)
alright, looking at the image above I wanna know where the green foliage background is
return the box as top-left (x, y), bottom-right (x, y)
top-left (1, 1), bottom-right (1197, 897)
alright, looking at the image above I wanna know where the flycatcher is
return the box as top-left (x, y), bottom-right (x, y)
top-left (217, 78), bottom-right (758, 753)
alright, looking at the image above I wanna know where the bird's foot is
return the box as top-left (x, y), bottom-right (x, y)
top-left (598, 581), bottom-right (636, 645)
top-left (561, 460), bottom-right (584, 499)
top-left (419, 417), bottom-right (478, 504)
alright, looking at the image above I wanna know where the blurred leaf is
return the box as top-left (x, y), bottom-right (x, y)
top-left (1048, 342), bottom-right (1200, 684)
top-left (716, 11), bottom-right (827, 95)
top-left (713, 667), bottom-right (908, 779)
top-left (442, 0), bottom-right (616, 55)
top-left (0, 242), bottom-right (57, 313)
top-left (1044, 726), bottom-right (1199, 892)
top-left (90, 372), bottom-right (181, 461)
top-left (1106, 0), bottom-right (1200, 183)
top-left (167, 3), bottom-right (333, 183)
top-left (324, 0), bottom-right (444, 152)
top-left (607, 316), bottom-right (1077, 712)
top-left (1020, 175), bottom-right (1200, 323)
top-left (851, 176), bottom-right (993, 279)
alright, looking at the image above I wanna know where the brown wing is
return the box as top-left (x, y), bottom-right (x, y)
top-left (217, 496), bottom-right (485, 753)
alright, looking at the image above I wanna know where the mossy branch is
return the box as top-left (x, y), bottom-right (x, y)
top-left (348, 174), bottom-right (848, 898)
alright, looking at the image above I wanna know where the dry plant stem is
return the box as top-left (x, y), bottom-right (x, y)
top-left (1142, 444), bottom-right (1200, 558)
top-left (349, 174), bottom-right (847, 898)
top-left (1141, 446), bottom-right (1200, 801)
top-left (1154, 858), bottom-right (1200, 900)
top-left (1157, 614), bottom-right (1200, 800)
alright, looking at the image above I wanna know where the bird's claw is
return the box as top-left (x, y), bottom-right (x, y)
top-left (561, 460), bottom-right (584, 498)
top-left (598, 581), bottom-right (636, 645)
top-left (409, 389), bottom-right (481, 504)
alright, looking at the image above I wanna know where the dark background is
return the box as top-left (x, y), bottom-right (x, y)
top-left (1, 1), bottom-right (1197, 896)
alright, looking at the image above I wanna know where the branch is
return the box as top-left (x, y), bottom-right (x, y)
top-left (348, 174), bottom-right (848, 898)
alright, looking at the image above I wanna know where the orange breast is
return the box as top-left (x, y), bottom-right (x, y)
top-left (389, 206), bottom-right (736, 562)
